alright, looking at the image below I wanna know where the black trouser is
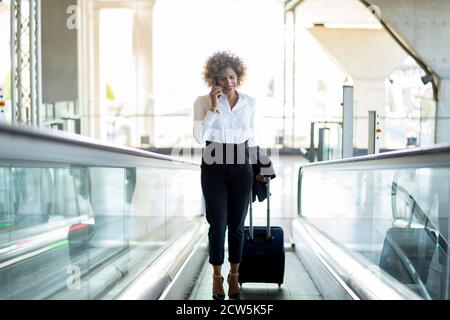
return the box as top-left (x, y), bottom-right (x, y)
top-left (201, 141), bottom-right (253, 266)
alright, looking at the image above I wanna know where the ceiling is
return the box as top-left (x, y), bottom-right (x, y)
top-left (294, 0), bottom-right (381, 28)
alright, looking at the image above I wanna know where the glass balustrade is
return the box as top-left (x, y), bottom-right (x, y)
top-left (0, 126), bottom-right (202, 299)
top-left (299, 148), bottom-right (450, 299)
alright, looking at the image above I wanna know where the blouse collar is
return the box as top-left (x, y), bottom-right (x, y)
top-left (219, 92), bottom-right (246, 113)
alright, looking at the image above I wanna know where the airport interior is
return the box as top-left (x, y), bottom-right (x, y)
top-left (0, 0), bottom-right (450, 300)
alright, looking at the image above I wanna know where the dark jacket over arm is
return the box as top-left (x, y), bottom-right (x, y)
top-left (250, 146), bottom-right (276, 203)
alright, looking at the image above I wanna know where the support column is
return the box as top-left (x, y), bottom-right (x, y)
top-left (353, 79), bottom-right (386, 148)
top-left (10, 0), bottom-right (42, 127)
top-left (342, 85), bottom-right (354, 158)
top-left (283, 9), bottom-right (296, 148)
top-left (133, 0), bottom-right (155, 148)
top-left (436, 79), bottom-right (450, 143)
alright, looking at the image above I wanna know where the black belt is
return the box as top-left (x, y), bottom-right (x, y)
top-left (203, 141), bottom-right (249, 165)
top-left (205, 140), bottom-right (248, 148)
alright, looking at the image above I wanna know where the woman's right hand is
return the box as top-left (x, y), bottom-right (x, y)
top-left (209, 85), bottom-right (223, 108)
top-left (255, 174), bottom-right (268, 182)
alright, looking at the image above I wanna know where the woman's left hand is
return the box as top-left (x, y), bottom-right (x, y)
top-left (255, 174), bottom-right (268, 182)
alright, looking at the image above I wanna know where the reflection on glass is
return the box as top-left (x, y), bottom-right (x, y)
top-left (300, 167), bottom-right (449, 299)
top-left (0, 162), bottom-right (202, 299)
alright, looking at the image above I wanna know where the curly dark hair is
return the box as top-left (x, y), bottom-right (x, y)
top-left (202, 51), bottom-right (247, 87)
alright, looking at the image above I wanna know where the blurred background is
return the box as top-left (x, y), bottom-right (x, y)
top-left (0, 0), bottom-right (438, 156)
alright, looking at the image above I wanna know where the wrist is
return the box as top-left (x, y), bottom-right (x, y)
top-left (209, 107), bottom-right (219, 113)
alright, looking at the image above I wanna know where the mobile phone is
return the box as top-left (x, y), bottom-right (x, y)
top-left (215, 81), bottom-right (222, 98)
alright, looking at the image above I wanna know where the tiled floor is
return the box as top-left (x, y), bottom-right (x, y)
top-left (188, 249), bottom-right (322, 300)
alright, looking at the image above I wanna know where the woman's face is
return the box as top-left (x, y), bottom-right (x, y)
top-left (216, 67), bottom-right (238, 96)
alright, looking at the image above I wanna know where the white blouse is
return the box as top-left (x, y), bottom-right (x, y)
top-left (193, 92), bottom-right (256, 147)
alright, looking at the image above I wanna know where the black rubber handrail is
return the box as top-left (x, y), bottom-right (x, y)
top-left (301, 143), bottom-right (450, 170)
top-left (0, 123), bottom-right (198, 166)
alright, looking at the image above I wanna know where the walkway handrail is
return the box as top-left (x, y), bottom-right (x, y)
top-left (0, 123), bottom-right (198, 168)
top-left (300, 143), bottom-right (450, 172)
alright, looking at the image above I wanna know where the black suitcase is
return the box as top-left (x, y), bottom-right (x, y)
top-left (238, 178), bottom-right (285, 286)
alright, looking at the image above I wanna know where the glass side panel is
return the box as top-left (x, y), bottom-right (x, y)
top-left (0, 162), bottom-right (202, 299)
top-left (300, 167), bottom-right (449, 299)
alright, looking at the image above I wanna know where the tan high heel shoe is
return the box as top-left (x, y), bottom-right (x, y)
top-left (212, 274), bottom-right (225, 300)
top-left (227, 272), bottom-right (241, 300)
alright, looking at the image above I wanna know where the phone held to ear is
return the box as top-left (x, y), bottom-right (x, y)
top-left (215, 81), bottom-right (222, 98)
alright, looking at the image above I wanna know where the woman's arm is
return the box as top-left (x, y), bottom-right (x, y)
top-left (193, 96), bottom-right (220, 145)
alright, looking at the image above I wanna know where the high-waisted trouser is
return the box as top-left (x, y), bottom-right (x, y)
top-left (201, 142), bottom-right (253, 266)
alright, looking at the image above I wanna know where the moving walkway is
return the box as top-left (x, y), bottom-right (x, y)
top-left (0, 124), bottom-right (448, 299)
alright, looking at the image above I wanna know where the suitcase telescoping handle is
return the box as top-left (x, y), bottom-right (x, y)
top-left (249, 177), bottom-right (271, 240)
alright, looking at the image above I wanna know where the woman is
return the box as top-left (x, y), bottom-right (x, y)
top-left (193, 51), bottom-right (263, 300)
